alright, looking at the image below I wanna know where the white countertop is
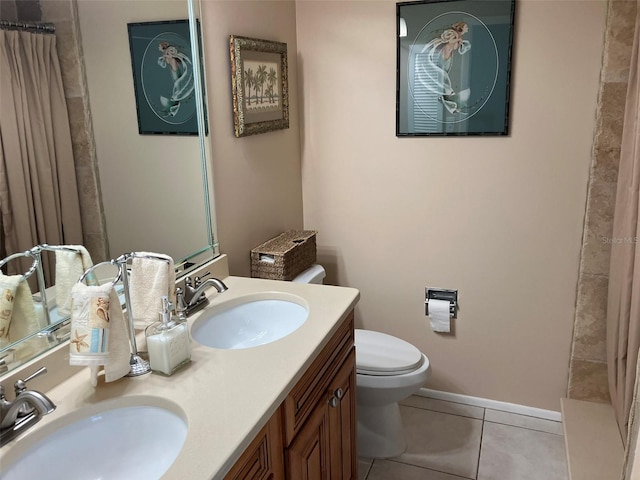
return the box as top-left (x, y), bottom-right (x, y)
top-left (0, 275), bottom-right (360, 479)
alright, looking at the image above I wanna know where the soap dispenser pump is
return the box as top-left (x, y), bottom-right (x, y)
top-left (145, 296), bottom-right (191, 375)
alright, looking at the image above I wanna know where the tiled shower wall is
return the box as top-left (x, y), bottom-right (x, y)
top-left (568, 0), bottom-right (637, 402)
top-left (1, 0), bottom-right (109, 263)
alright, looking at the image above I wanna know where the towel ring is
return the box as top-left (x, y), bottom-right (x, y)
top-left (39, 244), bottom-right (83, 253)
top-left (78, 260), bottom-right (122, 286)
top-left (120, 252), bottom-right (171, 264)
top-left (0, 250), bottom-right (40, 281)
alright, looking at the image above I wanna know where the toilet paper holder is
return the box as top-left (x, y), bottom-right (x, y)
top-left (425, 288), bottom-right (458, 318)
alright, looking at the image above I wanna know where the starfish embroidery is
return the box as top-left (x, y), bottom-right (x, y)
top-left (71, 331), bottom-right (89, 352)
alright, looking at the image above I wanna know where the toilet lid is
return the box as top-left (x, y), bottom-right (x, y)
top-left (355, 329), bottom-right (424, 376)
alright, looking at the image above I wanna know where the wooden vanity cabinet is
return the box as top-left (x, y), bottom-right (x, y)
top-left (287, 349), bottom-right (356, 480)
top-left (224, 311), bottom-right (356, 480)
top-left (224, 408), bottom-right (285, 480)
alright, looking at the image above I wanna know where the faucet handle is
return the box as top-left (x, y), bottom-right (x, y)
top-left (14, 366), bottom-right (47, 395)
top-left (175, 287), bottom-right (188, 321)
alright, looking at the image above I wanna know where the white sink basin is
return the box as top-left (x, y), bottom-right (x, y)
top-left (2, 396), bottom-right (187, 480)
top-left (191, 292), bottom-right (309, 349)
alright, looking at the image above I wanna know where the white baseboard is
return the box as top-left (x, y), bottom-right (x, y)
top-left (416, 388), bottom-right (562, 422)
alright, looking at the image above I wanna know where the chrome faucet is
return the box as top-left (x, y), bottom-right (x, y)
top-left (1, 367), bottom-right (56, 447)
top-left (176, 275), bottom-right (228, 318)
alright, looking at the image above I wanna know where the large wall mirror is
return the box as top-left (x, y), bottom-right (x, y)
top-left (0, 0), bottom-right (217, 373)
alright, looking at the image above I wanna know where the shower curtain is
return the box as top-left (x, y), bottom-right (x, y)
top-left (0, 29), bottom-right (83, 283)
top-left (608, 0), bottom-right (640, 446)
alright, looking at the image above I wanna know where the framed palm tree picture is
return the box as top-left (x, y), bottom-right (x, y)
top-left (230, 35), bottom-right (289, 137)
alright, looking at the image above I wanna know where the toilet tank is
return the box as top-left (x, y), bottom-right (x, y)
top-left (292, 264), bottom-right (326, 284)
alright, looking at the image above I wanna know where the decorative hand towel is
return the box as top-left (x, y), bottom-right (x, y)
top-left (55, 246), bottom-right (96, 317)
top-left (130, 253), bottom-right (175, 329)
top-left (69, 282), bottom-right (130, 386)
top-left (0, 272), bottom-right (42, 347)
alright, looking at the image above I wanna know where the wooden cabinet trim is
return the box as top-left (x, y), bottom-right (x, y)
top-left (224, 407), bottom-right (285, 480)
top-left (284, 312), bottom-right (355, 446)
top-left (328, 348), bottom-right (356, 480)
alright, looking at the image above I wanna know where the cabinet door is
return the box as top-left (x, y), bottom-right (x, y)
top-left (328, 348), bottom-right (357, 480)
top-left (284, 313), bottom-right (354, 446)
top-left (286, 399), bottom-right (330, 480)
top-left (224, 407), bottom-right (285, 480)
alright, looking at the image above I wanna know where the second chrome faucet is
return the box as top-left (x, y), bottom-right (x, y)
top-left (0, 367), bottom-right (56, 447)
top-left (176, 275), bottom-right (228, 319)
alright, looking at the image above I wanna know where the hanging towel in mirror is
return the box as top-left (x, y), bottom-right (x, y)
top-left (0, 272), bottom-right (44, 347)
top-left (130, 252), bottom-right (175, 329)
top-left (55, 246), bottom-right (96, 316)
top-left (69, 282), bottom-right (130, 386)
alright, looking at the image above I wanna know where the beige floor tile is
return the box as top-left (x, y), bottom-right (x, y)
top-left (367, 459), bottom-right (470, 480)
top-left (485, 409), bottom-right (564, 435)
top-left (393, 405), bottom-right (483, 478)
top-left (478, 422), bottom-right (568, 480)
top-left (401, 395), bottom-right (485, 420)
top-left (359, 457), bottom-right (374, 480)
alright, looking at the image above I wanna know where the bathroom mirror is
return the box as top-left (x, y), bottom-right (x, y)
top-left (0, 0), bottom-right (216, 374)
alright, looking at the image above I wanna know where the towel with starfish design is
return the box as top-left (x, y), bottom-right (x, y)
top-left (69, 282), bottom-right (130, 386)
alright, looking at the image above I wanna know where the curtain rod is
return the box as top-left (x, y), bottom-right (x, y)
top-left (0, 20), bottom-right (55, 34)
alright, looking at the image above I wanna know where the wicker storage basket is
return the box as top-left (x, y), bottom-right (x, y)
top-left (251, 230), bottom-right (317, 281)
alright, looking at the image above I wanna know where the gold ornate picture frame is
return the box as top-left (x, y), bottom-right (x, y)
top-left (230, 35), bottom-right (289, 138)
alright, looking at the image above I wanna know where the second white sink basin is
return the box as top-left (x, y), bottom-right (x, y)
top-left (191, 293), bottom-right (309, 349)
top-left (2, 396), bottom-right (187, 480)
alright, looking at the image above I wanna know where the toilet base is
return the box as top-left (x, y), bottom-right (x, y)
top-left (357, 402), bottom-right (406, 458)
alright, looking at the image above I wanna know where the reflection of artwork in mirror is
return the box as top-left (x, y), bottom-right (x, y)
top-left (230, 35), bottom-right (289, 138)
top-left (396, 0), bottom-right (515, 136)
top-left (128, 20), bottom-right (199, 135)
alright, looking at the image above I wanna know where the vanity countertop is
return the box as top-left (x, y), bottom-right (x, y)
top-left (0, 275), bottom-right (360, 479)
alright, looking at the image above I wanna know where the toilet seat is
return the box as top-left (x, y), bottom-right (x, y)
top-left (355, 329), bottom-right (424, 376)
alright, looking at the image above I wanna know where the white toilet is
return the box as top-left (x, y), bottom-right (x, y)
top-left (293, 265), bottom-right (432, 458)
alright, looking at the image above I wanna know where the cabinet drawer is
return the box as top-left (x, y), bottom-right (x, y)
top-left (224, 407), bottom-right (285, 480)
top-left (283, 311), bottom-right (354, 446)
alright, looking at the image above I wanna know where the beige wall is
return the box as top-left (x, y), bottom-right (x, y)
top-left (296, 0), bottom-right (608, 410)
top-left (200, 0), bottom-right (303, 277)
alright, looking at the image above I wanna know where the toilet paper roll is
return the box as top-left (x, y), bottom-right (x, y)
top-left (259, 254), bottom-right (275, 264)
top-left (429, 299), bottom-right (451, 333)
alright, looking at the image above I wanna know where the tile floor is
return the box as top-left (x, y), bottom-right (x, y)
top-left (358, 395), bottom-right (568, 480)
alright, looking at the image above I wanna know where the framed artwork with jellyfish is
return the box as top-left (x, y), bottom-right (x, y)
top-left (396, 0), bottom-right (516, 136)
top-left (127, 20), bottom-right (204, 135)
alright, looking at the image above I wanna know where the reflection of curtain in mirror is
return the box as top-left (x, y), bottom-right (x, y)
top-left (0, 29), bottom-right (83, 285)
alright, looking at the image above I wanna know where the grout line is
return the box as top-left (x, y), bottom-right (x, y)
top-left (484, 407), bottom-right (563, 423)
top-left (416, 388), bottom-right (562, 421)
top-left (483, 419), bottom-right (564, 436)
top-left (384, 458), bottom-right (475, 479)
top-left (400, 402), bottom-right (484, 421)
top-left (363, 458), bottom-right (373, 480)
top-left (476, 416), bottom-right (485, 480)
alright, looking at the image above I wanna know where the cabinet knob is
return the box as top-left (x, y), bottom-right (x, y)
top-left (328, 396), bottom-right (339, 408)
top-left (334, 388), bottom-right (343, 400)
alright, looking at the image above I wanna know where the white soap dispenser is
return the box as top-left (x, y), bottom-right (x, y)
top-left (145, 296), bottom-right (191, 375)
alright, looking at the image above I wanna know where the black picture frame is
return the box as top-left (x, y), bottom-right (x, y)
top-left (396, 0), bottom-right (516, 136)
top-left (127, 19), bottom-right (204, 135)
